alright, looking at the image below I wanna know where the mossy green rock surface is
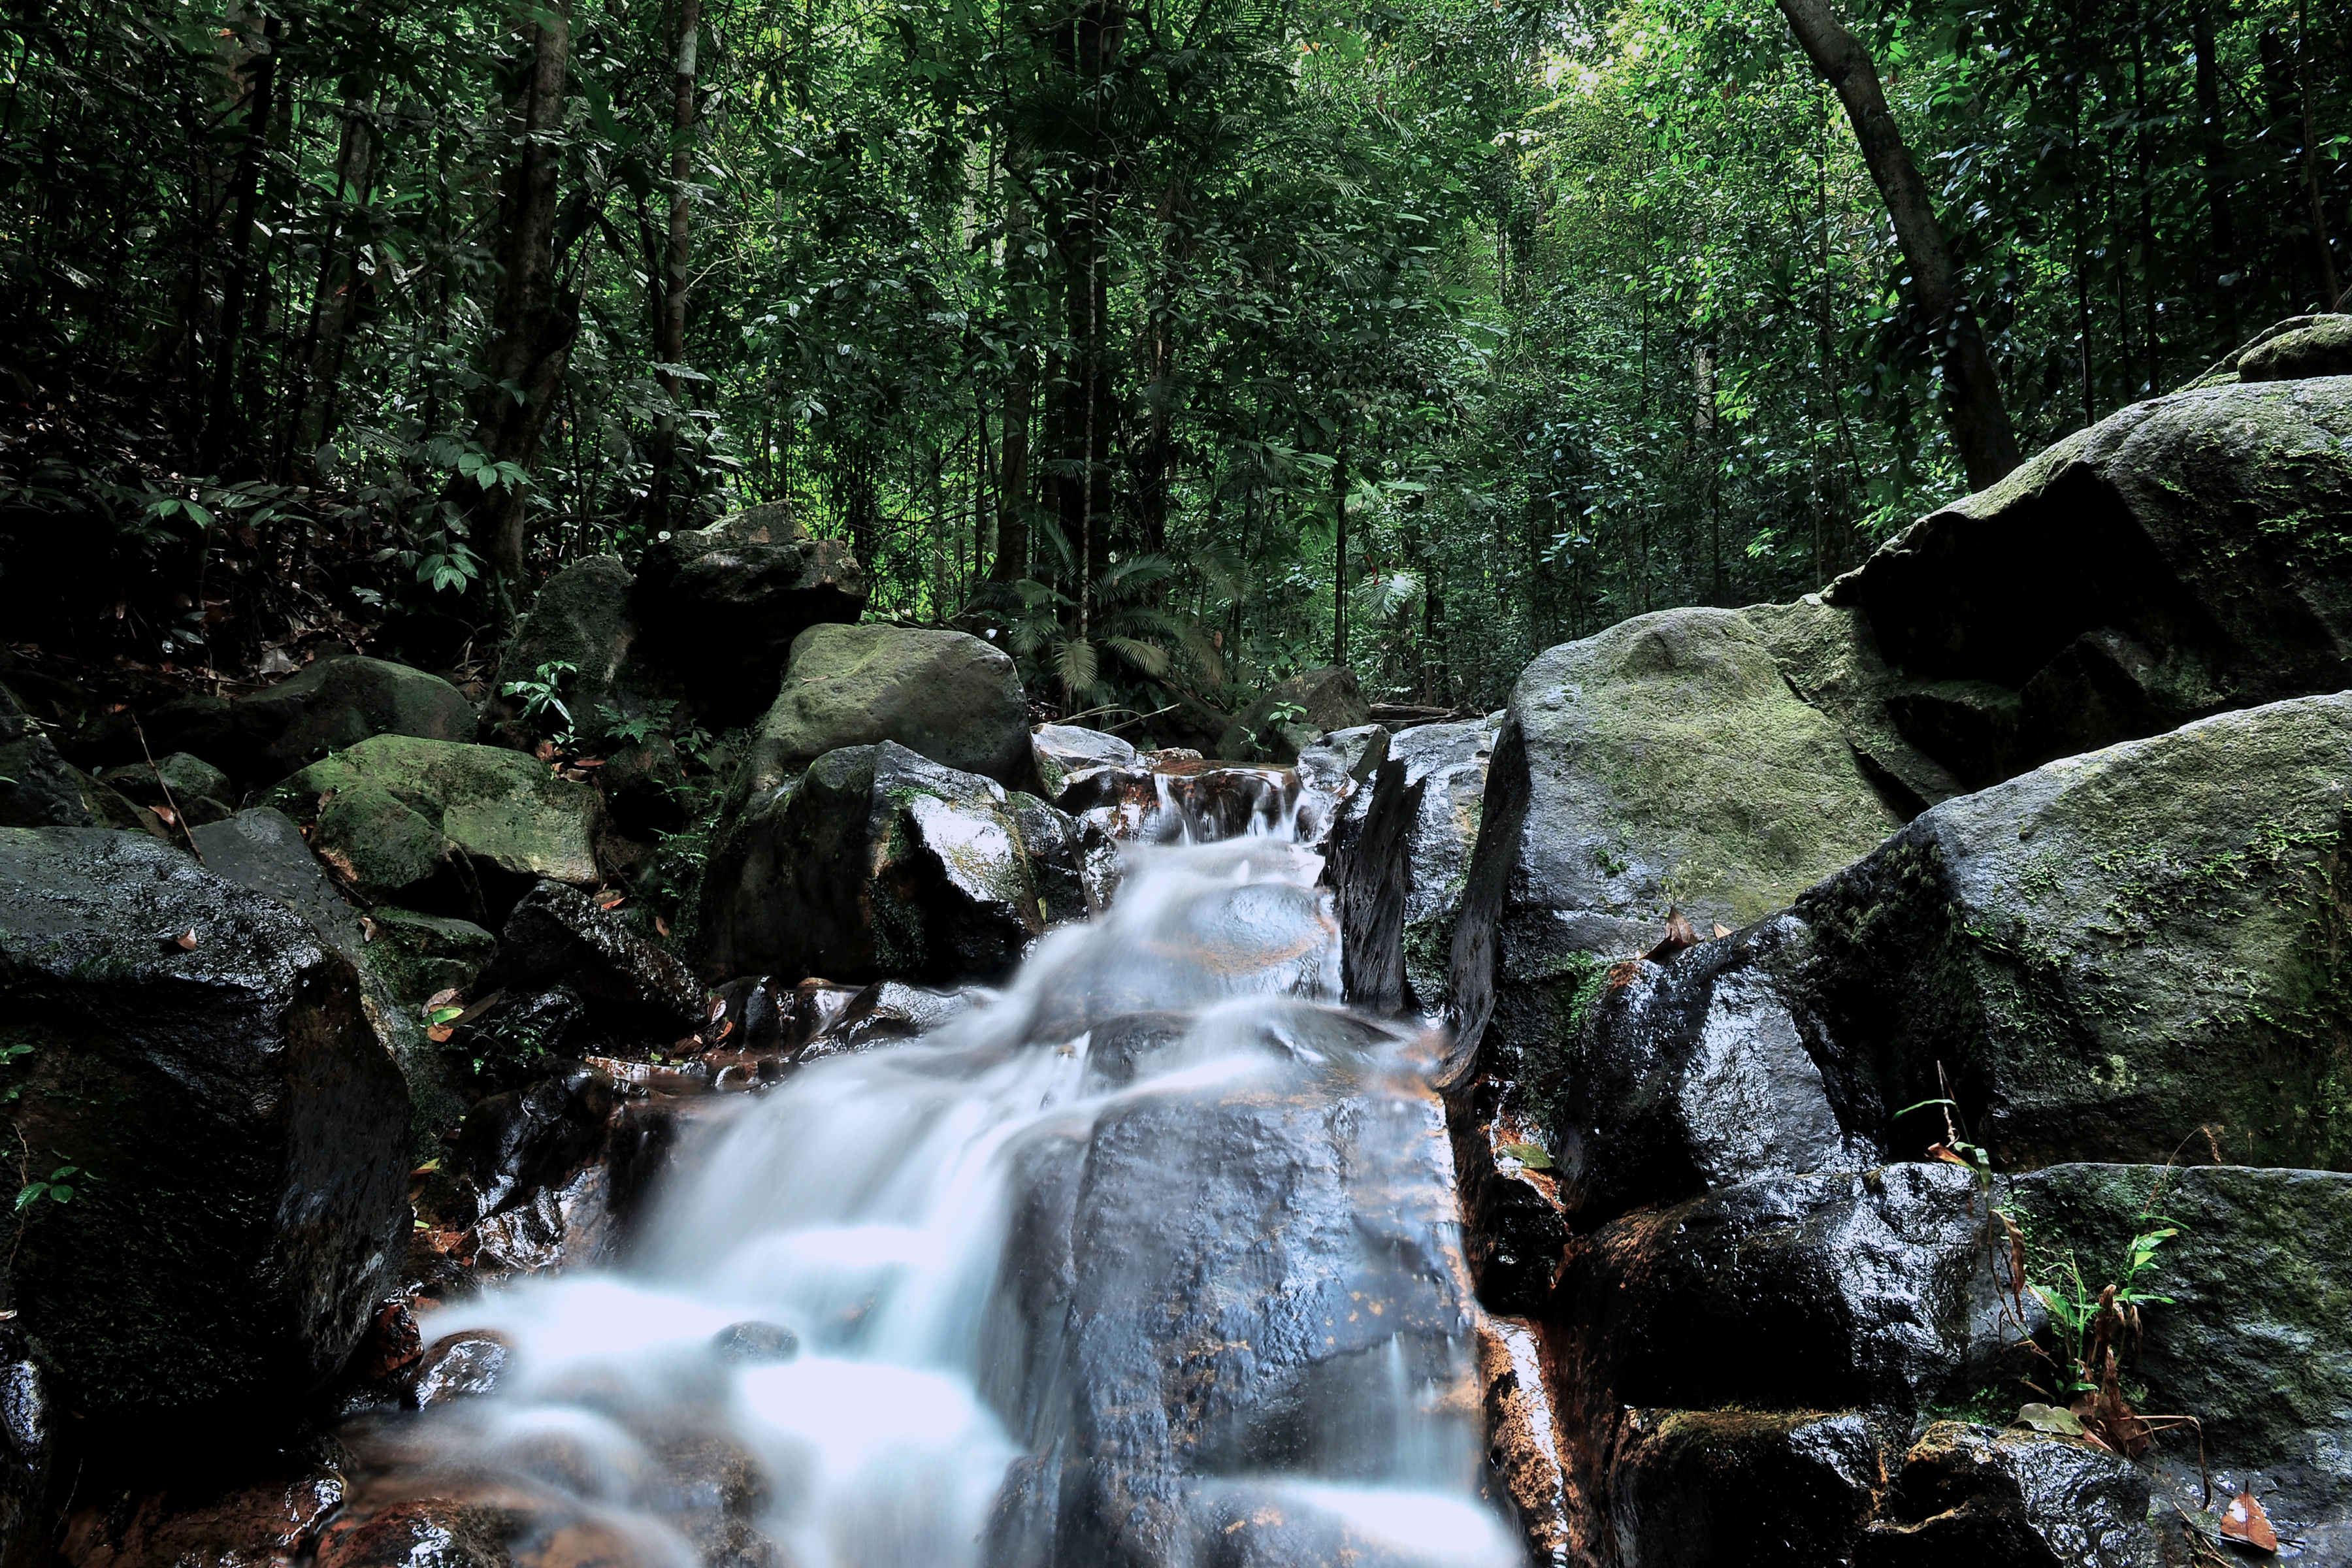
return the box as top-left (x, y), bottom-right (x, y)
top-left (742, 623), bottom-right (1031, 790)
top-left (0, 826), bottom-right (410, 1423)
top-left (1797, 691), bottom-right (2352, 1171)
top-left (240, 655), bottom-right (476, 779)
top-left (2003, 1162), bottom-right (2352, 1555)
top-left (698, 740), bottom-right (1111, 984)
top-left (273, 734), bottom-right (604, 921)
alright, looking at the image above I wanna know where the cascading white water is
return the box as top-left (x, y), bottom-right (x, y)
top-left (349, 799), bottom-right (1520, 1568)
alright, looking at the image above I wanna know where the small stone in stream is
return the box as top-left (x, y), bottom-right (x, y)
top-left (808, 979), bottom-right (983, 1054)
top-left (410, 1331), bottom-right (514, 1409)
top-left (453, 1058), bottom-right (615, 1217)
top-left (788, 978), bottom-right (862, 1048)
top-left (1031, 723), bottom-right (1140, 800)
top-left (314, 1497), bottom-right (521, 1568)
top-left (710, 1322), bottom-right (800, 1364)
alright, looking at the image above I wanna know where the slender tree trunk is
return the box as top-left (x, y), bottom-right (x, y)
top-left (1331, 418), bottom-right (1349, 668)
top-left (443, 1), bottom-right (577, 609)
top-left (1776, 0), bottom-right (2021, 489)
top-left (289, 96), bottom-right (378, 475)
top-left (199, 16), bottom-right (280, 472)
top-left (2191, 0), bottom-right (2240, 345)
top-left (649, 0), bottom-right (702, 527)
top-left (2295, 0), bottom-right (2341, 309)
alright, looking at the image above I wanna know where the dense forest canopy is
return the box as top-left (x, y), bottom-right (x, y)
top-left (1, 0), bottom-right (2344, 725)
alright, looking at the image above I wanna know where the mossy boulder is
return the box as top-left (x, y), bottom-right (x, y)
top-left (696, 740), bottom-right (1113, 985)
top-left (0, 827), bottom-right (410, 1429)
top-left (2238, 312), bottom-right (2352, 381)
top-left (1824, 373), bottom-right (2352, 785)
top-left (630, 503), bottom-right (869, 723)
top-left (272, 734), bottom-right (605, 923)
top-left (740, 623), bottom-right (1031, 792)
top-left (238, 655), bottom-right (476, 781)
top-left (1745, 596), bottom-right (1968, 812)
top-left (364, 907), bottom-right (497, 1005)
top-left (1215, 666), bottom-right (1369, 762)
top-left (2001, 1163), bottom-right (2352, 1554)
top-left (1795, 691), bottom-right (2352, 1171)
top-left (483, 555), bottom-right (662, 745)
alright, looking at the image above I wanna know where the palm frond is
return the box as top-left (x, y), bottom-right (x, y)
top-left (1053, 637), bottom-right (1099, 693)
top-left (1103, 635), bottom-right (1172, 678)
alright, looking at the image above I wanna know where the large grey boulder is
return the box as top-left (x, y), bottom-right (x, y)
top-left (742, 623), bottom-right (1032, 790)
top-left (1822, 373), bottom-right (2352, 787)
top-left (1791, 691), bottom-right (2352, 1172)
top-left (0, 828), bottom-right (410, 1428)
top-left (696, 741), bottom-right (1113, 985)
top-left (236, 655), bottom-right (477, 781)
top-left (630, 503), bottom-right (868, 723)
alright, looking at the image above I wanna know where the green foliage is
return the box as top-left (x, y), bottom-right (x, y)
top-left (15, 1166), bottom-right (80, 1211)
top-left (501, 660), bottom-right (579, 743)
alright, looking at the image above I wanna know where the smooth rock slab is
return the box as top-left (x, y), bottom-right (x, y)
top-left (1857, 1421), bottom-right (2159, 1568)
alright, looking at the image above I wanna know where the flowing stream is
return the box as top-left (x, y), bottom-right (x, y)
top-left (351, 794), bottom-right (1518, 1568)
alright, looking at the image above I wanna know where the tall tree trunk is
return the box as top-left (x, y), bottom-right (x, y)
top-left (1331, 418), bottom-right (1349, 668)
top-left (199, 16), bottom-right (280, 473)
top-left (289, 95), bottom-right (378, 476)
top-left (649, 0), bottom-right (702, 528)
top-left (2295, 0), bottom-right (2341, 310)
top-left (444, 1), bottom-right (577, 610)
top-left (2191, 0), bottom-right (2240, 344)
top-left (994, 368), bottom-right (1032, 582)
top-left (1776, 0), bottom-right (2021, 489)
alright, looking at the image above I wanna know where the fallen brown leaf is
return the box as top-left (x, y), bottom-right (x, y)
top-left (656, 915), bottom-right (672, 938)
top-left (426, 1023), bottom-right (455, 1044)
top-left (425, 987), bottom-right (459, 1010)
top-left (1712, 923), bottom-right (1732, 939)
top-left (2220, 1491), bottom-right (2277, 1552)
top-left (174, 927), bottom-right (198, 950)
top-left (1639, 907), bottom-right (1698, 965)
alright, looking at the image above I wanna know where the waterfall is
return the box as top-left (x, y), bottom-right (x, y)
top-left (344, 800), bottom-right (1518, 1568)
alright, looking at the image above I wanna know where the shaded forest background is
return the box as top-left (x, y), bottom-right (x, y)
top-left (1, 0), bottom-right (2345, 723)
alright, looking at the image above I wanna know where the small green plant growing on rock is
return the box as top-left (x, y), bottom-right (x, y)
top-left (502, 660), bottom-right (579, 746)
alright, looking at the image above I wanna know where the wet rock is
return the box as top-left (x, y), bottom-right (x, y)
top-left (1296, 722), bottom-right (1390, 789)
top-left (273, 734), bottom-right (607, 924)
top-left (0, 683), bottom-right (163, 836)
top-left (189, 806), bottom-right (467, 1156)
top-left (469, 1162), bottom-right (614, 1277)
top-left (1475, 1317), bottom-right (1572, 1568)
top-left (990, 1058), bottom-right (1477, 1567)
top-left (1857, 1421), bottom-right (2158, 1568)
top-left (410, 1332), bottom-right (514, 1409)
top-left (630, 502), bottom-right (868, 724)
top-left (1605, 1409), bottom-right (1880, 1568)
top-left (1746, 596), bottom-right (1968, 813)
top-left (97, 751), bottom-right (232, 819)
top-left (482, 557), bottom-right (669, 747)
top-left (1546, 1162), bottom-right (2010, 1520)
top-left (708, 1323), bottom-right (798, 1364)
top-left (2001, 1163), bottom-right (2352, 1557)
top-left (314, 1497), bottom-right (519, 1568)
top-left (1216, 666), bottom-right (1369, 762)
top-left (0, 827), bottom-right (410, 1426)
top-left (0, 1329), bottom-right (50, 1568)
top-left (741, 623), bottom-right (1031, 789)
top-left (1445, 607), bottom-right (1901, 1094)
top-left (2235, 312), bottom-right (2352, 382)
top-left (1553, 914), bottom-right (1878, 1229)
top-left (1448, 1077), bottom-right (1569, 1315)
top-left (638, 1424), bottom-right (781, 1568)
top-left (1793, 691), bottom-right (2352, 1169)
top-left (238, 655), bottom-right (478, 782)
top-left (1032, 723), bottom-right (1139, 800)
top-left (1323, 719), bottom-right (1495, 1017)
top-left (56, 1436), bottom-right (351, 1568)
top-left (1075, 1011), bottom-right (1195, 1092)
top-left (698, 741), bottom-right (1109, 985)
top-left (480, 881), bottom-right (705, 1037)
top-left (1823, 371), bottom-right (2352, 783)
top-left (807, 979), bottom-right (984, 1055)
top-left (453, 1060), bottom-right (617, 1218)
top-left (366, 909), bottom-right (499, 1006)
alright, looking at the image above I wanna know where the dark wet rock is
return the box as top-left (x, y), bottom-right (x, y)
top-left (2001, 1163), bottom-right (2352, 1556)
top-left (1792, 691), bottom-right (2352, 1170)
top-left (469, 1161), bottom-right (615, 1277)
top-left (410, 1332), bottom-right (514, 1409)
top-left (480, 881), bottom-right (705, 1037)
top-left (97, 751), bottom-right (231, 815)
top-left (698, 742), bottom-right (1109, 985)
top-left (1324, 719), bottom-right (1494, 1017)
top-left (2235, 312), bottom-right (2352, 382)
top-left (273, 735), bottom-right (607, 924)
top-left (1031, 723), bottom-right (1139, 800)
top-left (604, 1100), bottom-right (686, 1243)
top-left (709, 1322), bottom-right (799, 1365)
top-left (1604, 1408), bottom-right (1880, 1568)
top-left (189, 806), bottom-right (467, 1155)
top-left (56, 1435), bottom-right (351, 1568)
top-left (0, 827), bottom-right (410, 1425)
top-left (1216, 666), bottom-right (1369, 762)
top-left (1823, 372), bottom-right (2352, 785)
top-left (630, 502), bottom-right (869, 725)
top-left (1746, 596), bottom-right (1969, 813)
top-left (1057, 760), bottom-right (1300, 845)
top-left (453, 1060), bottom-right (617, 1220)
top-left (743, 623), bottom-right (1030, 789)
top-left (1075, 1011), bottom-right (1194, 1093)
top-left (238, 655), bottom-right (478, 782)
top-left (1553, 915), bottom-right (1879, 1230)
top-left (807, 979), bottom-right (984, 1055)
top-left (1475, 1316), bottom-right (1572, 1568)
top-left (0, 1328), bottom-right (50, 1568)
top-left (314, 1497), bottom-right (519, 1568)
top-left (988, 1059), bottom-right (1475, 1567)
top-left (366, 909), bottom-right (499, 1005)
top-left (1546, 1163), bottom-right (2010, 1515)
top-left (482, 557), bottom-right (671, 749)
top-left (0, 683), bottom-right (163, 836)
top-left (1857, 1421), bottom-right (2157, 1568)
